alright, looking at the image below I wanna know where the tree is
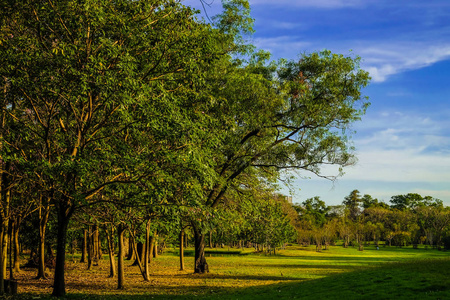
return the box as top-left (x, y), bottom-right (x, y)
top-left (298, 196), bottom-right (330, 227)
top-left (343, 190), bottom-right (362, 221)
top-left (1, 0), bottom-right (229, 296)
top-left (188, 47), bottom-right (370, 271)
top-left (390, 193), bottom-right (442, 211)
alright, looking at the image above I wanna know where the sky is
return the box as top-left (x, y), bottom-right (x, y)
top-left (184, 0), bottom-right (450, 206)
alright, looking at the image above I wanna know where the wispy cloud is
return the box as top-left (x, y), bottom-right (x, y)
top-left (345, 111), bottom-right (450, 183)
top-left (358, 42), bottom-right (450, 82)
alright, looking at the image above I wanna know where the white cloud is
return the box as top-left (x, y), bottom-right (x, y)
top-left (344, 111), bottom-right (450, 183)
top-left (286, 109), bottom-right (450, 205)
top-left (253, 36), bottom-right (450, 82)
top-left (358, 43), bottom-right (450, 82)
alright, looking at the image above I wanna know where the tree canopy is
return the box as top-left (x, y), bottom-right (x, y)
top-left (1, 0), bottom-right (372, 297)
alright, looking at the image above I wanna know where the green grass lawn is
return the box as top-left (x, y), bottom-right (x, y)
top-left (7, 244), bottom-right (450, 299)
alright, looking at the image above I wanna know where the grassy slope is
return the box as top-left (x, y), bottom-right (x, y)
top-left (6, 244), bottom-right (450, 299)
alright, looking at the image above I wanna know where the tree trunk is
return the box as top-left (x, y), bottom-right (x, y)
top-left (148, 236), bottom-right (154, 264)
top-left (87, 226), bottom-right (92, 270)
top-left (93, 225), bottom-right (99, 265)
top-left (80, 229), bottom-right (87, 263)
top-left (36, 195), bottom-right (50, 279)
top-left (105, 225), bottom-right (115, 278)
top-left (0, 229), bottom-right (4, 295)
top-left (97, 232), bottom-right (102, 261)
top-left (209, 231), bottom-right (213, 248)
top-left (117, 224), bottom-right (125, 290)
top-left (179, 228), bottom-right (184, 271)
top-left (126, 235), bottom-right (135, 261)
top-left (193, 226), bottom-right (208, 274)
top-left (152, 233), bottom-right (158, 258)
top-left (13, 216), bottom-right (21, 274)
top-left (143, 219), bottom-right (151, 281)
top-left (132, 242), bottom-right (144, 266)
top-left (0, 184), bottom-right (10, 294)
top-left (52, 202), bottom-right (72, 298)
top-left (130, 235), bottom-right (146, 280)
top-left (0, 219), bottom-right (9, 294)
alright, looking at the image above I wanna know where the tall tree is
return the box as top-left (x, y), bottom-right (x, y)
top-left (1, 0), bottom-right (230, 296)
top-left (189, 48), bottom-right (370, 272)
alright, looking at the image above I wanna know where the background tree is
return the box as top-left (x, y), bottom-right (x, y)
top-left (343, 190), bottom-right (362, 221)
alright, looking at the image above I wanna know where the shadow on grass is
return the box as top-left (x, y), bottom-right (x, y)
top-left (15, 258), bottom-right (448, 300)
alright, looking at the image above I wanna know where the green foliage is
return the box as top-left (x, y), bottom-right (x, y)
top-left (390, 193), bottom-right (443, 210)
top-left (1, 0), bottom-right (374, 292)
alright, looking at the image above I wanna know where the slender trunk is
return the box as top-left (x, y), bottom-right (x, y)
top-left (0, 187), bottom-right (10, 295)
top-left (209, 231), bottom-right (213, 248)
top-left (37, 208), bottom-right (48, 279)
top-left (0, 218), bottom-right (9, 293)
top-left (105, 225), bottom-right (115, 278)
top-left (127, 233), bottom-right (145, 280)
top-left (97, 232), bottom-right (102, 261)
top-left (52, 202), bottom-right (72, 298)
top-left (179, 228), bottom-right (184, 271)
top-left (193, 226), bottom-right (208, 274)
top-left (148, 236), bottom-right (154, 264)
top-left (93, 225), bottom-right (99, 264)
top-left (143, 219), bottom-right (151, 281)
top-left (37, 194), bottom-right (50, 279)
top-left (130, 235), bottom-right (145, 280)
top-left (8, 219), bottom-right (13, 280)
top-left (0, 146), bottom-right (10, 295)
top-left (126, 235), bottom-right (135, 261)
top-left (117, 224), bottom-right (125, 290)
top-left (0, 230), bottom-right (3, 295)
top-left (152, 233), bottom-right (158, 258)
top-left (13, 216), bottom-right (20, 274)
top-left (80, 229), bottom-right (87, 263)
top-left (87, 226), bottom-right (92, 270)
top-left (132, 242), bottom-right (143, 266)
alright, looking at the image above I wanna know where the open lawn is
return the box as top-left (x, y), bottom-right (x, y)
top-left (6, 244), bottom-right (450, 299)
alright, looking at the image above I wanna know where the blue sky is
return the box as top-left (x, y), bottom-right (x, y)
top-left (184, 0), bottom-right (450, 206)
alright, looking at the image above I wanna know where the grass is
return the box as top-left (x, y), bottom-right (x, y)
top-left (6, 244), bottom-right (450, 299)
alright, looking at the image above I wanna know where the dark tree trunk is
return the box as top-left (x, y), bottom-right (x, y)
top-left (0, 163), bottom-right (10, 295)
top-left (132, 242), bottom-right (144, 266)
top-left (52, 203), bottom-right (71, 298)
top-left (130, 235), bottom-right (145, 280)
top-left (193, 226), bottom-right (208, 274)
top-left (80, 229), bottom-right (87, 263)
top-left (152, 233), bottom-right (158, 258)
top-left (37, 196), bottom-right (50, 279)
top-left (105, 225), bottom-right (115, 278)
top-left (97, 233), bottom-right (102, 261)
top-left (148, 236), bottom-right (154, 264)
top-left (126, 235), bottom-right (135, 261)
top-left (143, 219), bottom-right (151, 281)
top-left (93, 225), bottom-right (99, 265)
top-left (87, 226), bottom-right (92, 270)
top-left (0, 229), bottom-right (5, 295)
top-left (117, 225), bottom-right (125, 290)
top-left (179, 228), bottom-right (184, 271)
